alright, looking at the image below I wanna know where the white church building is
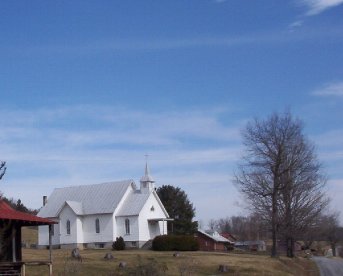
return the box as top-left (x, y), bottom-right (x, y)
top-left (38, 164), bottom-right (171, 249)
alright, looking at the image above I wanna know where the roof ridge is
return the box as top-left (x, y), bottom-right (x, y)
top-left (38, 180), bottom-right (135, 218)
top-left (54, 179), bottom-right (134, 190)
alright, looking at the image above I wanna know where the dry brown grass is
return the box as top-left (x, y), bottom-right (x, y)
top-left (21, 226), bottom-right (38, 246)
top-left (279, 257), bottom-right (320, 276)
top-left (21, 248), bottom-right (320, 276)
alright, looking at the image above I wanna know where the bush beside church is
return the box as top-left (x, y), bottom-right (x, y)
top-left (152, 235), bottom-right (199, 251)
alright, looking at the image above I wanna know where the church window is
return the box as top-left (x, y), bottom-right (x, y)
top-left (66, 220), bottom-right (71, 235)
top-left (95, 218), bottom-right (100, 233)
top-left (125, 218), bottom-right (130, 235)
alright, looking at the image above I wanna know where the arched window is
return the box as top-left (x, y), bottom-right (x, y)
top-left (95, 218), bottom-right (100, 233)
top-left (125, 218), bottom-right (130, 235)
top-left (66, 220), bottom-right (71, 235)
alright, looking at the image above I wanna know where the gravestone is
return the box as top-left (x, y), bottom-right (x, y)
top-left (71, 248), bottom-right (82, 262)
top-left (218, 264), bottom-right (229, 272)
top-left (104, 253), bottom-right (114, 260)
top-left (119, 261), bottom-right (127, 268)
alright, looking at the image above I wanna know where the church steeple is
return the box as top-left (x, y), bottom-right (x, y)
top-left (140, 160), bottom-right (155, 193)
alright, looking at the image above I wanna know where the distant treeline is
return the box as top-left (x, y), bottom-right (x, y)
top-left (1, 194), bottom-right (38, 215)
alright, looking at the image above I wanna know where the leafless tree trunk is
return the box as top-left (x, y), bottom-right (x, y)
top-left (278, 137), bottom-right (327, 257)
top-left (0, 161), bottom-right (6, 181)
top-left (318, 212), bottom-right (341, 257)
top-left (210, 214), bottom-right (268, 241)
top-left (207, 219), bottom-right (217, 230)
top-left (215, 217), bottom-right (232, 233)
top-left (235, 112), bottom-right (327, 258)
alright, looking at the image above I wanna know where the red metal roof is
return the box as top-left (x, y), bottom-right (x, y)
top-left (220, 232), bottom-right (237, 242)
top-left (0, 200), bottom-right (55, 225)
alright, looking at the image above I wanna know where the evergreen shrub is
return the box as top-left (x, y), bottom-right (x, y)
top-left (152, 235), bottom-right (199, 251)
top-left (112, 236), bottom-right (125, 250)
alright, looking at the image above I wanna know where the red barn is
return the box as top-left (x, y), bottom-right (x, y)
top-left (195, 229), bottom-right (234, 252)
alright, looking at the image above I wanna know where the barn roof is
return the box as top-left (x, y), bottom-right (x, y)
top-left (197, 229), bottom-right (234, 244)
top-left (38, 180), bottom-right (134, 218)
top-left (0, 200), bottom-right (55, 226)
top-left (220, 232), bottom-right (237, 242)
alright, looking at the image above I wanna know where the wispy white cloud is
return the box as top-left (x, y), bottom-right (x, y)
top-left (290, 0), bottom-right (343, 31)
top-left (0, 105), bottom-right (244, 219)
top-left (300, 0), bottom-right (343, 16)
top-left (327, 179), bottom-right (343, 223)
top-left (312, 81), bottom-right (343, 97)
top-left (289, 20), bottom-right (304, 28)
top-left (0, 105), bottom-right (242, 151)
top-left (319, 150), bottom-right (343, 162)
top-left (311, 129), bottom-right (343, 179)
top-left (288, 20), bottom-right (304, 31)
top-left (1, 105), bottom-right (341, 222)
top-left (17, 36), bottom-right (257, 54)
top-left (3, 27), bottom-right (343, 56)
top-left (313, 129), bottom-right (343, 147)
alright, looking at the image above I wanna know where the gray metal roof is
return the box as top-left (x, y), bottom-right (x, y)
top-left (116, 191), bottom-right (150, 216)
top-left (198, 229), bottom-right (233, 243)
top-left (235, 240), bottom-right (266, 246)
top-left (38, 180), bottom-right (134, 218)
top-left (65, 201), bottom-right (84, 215)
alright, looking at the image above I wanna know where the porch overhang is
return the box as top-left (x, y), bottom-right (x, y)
top-left (0, 199), bottom-right (56, 275)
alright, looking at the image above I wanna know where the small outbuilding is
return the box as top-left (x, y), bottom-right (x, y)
top-left (195, 229), bottom-right (234, 252)
top-left (0, 199), bottom-right (56, 275)
top-left (234, 240), bottom-right (266, 251)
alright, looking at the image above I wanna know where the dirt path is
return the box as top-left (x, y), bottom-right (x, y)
top-left (313, 256), bottom-right (343, 276)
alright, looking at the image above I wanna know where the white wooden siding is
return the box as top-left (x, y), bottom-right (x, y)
top-left (38, 225), bottom-right (49, 246)
top-left (38, 179), bottom-right (169, 248)
top-left (82, 213), bottom-right (113, 243)
top-left (59, 204), bottom-right (79, 244)
top-left (116, 216), bottom-right (139, 241)
top-left (138, 192), bottom-right (168, 241)
top-left (54, 223), bottom-right (60, 244)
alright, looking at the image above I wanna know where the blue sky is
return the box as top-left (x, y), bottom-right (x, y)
top-left (0, 0), bottom-right (342, 224)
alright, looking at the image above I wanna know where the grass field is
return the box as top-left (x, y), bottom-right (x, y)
top-left (22, 226), bottom-right (38, 246)
top-left (22, 248), bottom-right (320, 276)
top-left (20, 228), bottom-right (319, 275)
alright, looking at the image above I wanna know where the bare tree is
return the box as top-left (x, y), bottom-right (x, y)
top-left (207, 219), bottom-right (217, 230)
top-left (230, 216), bottom-right (250, 241)
top-left (278, 168), bottom-right (327, 257)
top-left (216, 217), bottom-right (232, 233)
top-left (318, 212), bottom-right (342, 256)
top-left (235, 112), bottom-right (327, 257)
top-left (0, 161), bottom-right (6, 181)
top-left (208, 214), bottom-right (269, 241)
